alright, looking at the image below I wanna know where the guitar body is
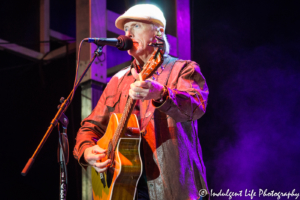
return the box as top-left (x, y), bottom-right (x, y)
top-left (91, 46), bottom-right (164, 200)
top-left (91, 113), bottom-right (142, 200)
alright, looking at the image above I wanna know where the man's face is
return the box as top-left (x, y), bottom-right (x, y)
top-left (124, 21), bottom-right (156, 57)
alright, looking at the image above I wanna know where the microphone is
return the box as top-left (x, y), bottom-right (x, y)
top-left (84, 35), bottom-right (133, 51)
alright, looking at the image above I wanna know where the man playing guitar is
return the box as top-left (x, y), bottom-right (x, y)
top-left (73, 4), bottom-right (210, 200)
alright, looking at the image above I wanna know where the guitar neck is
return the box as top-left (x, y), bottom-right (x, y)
top-left (110, 48), bottom-right (164, 151)
top-left (112, 97), bottom-right (136, 148)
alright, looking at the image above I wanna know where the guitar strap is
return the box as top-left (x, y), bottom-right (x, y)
top-left (140, 56), bottom-right (178, 133)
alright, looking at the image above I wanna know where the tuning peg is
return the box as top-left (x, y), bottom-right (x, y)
top-left (60, 97), bottom-right (65, 103)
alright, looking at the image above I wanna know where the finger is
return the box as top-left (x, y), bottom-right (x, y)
top-left (86, 153), bottom-right (106, 162)
top-left (130, 82), bottom-right (146, 90)
top-left (129, 89), bottom-right (136, 99)
top-left (131, 68), bottom-right (140, 81)
top-left (131, 86), bottom-right (146, 93)
top-left (129, 89), bottom-right (145, 99)
top-left (130, 82), bottom-right (136, 89)
top-left (129, 89), bottom-right (140, 99)
top-left (94, 153), bottom-right (106, 160)
top-left (92, 147), bottom-right (107, 154)
top-left (134, 81), bottom-right (150, 89)
top-left (94, 159), bottom-right (112, 169)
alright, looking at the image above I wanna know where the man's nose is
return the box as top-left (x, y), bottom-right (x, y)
top-left (125, 30), bottom-right (133, 38)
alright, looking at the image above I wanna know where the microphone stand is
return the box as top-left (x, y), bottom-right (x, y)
top-left (58, 112), bottom-right (69, 200)
top-left (21, 45), bottom-right (104, 199)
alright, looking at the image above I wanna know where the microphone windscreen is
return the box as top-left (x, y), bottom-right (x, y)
top-left (117, 35), bottom-right (133, 51)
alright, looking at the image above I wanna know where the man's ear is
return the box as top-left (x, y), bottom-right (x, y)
top-left (156, 27), bottom-right (164, 37)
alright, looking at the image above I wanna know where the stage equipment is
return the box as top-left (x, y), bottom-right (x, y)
top-left (84, 35), bottom-right (133, 51)
top-left (21, 36), bottom-right (130, 200)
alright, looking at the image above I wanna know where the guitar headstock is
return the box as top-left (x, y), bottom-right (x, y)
top-left (139, 38), bottom-right (165, 81)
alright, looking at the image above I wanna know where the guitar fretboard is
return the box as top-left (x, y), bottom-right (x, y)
top-left (109, 48), bottom-right (164, 155)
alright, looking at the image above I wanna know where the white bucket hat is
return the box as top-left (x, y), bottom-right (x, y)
top-left (115, 4), bottom-right (166, 31)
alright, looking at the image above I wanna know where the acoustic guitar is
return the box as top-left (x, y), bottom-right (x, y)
top-left (91, 45), bottom-right (164, 200)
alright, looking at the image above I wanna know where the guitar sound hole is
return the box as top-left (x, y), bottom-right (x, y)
top-left (106, 167), bottom-right (114, 187)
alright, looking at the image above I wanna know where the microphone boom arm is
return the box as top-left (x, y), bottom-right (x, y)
top-left (21, 45), bottom-right (104, 176)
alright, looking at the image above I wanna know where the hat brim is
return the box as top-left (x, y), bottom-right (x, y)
top-left (115, 15), bottom-right (165, 31)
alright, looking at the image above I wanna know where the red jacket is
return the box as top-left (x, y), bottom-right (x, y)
top-left (73, 56), bottom-right (210, 200)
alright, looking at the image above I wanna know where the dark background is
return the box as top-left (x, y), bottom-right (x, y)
top-left (0, 0), bottom-right (299, 199)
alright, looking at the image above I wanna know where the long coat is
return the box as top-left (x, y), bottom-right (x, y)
top-left (73, 55), bottom-right (210, 200)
